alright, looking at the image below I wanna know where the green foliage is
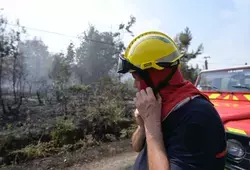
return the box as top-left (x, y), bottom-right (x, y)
top-left (119, 15), bottom-right (136, 36)
top-left (7, 124), bottom-right (13, 131)
top-left (12, 142), bottom-right (56, 159)
top-left (122, 78), bottom-right (136, 93)
top-left (51, 118), bottom-right (76, 147)
top-left (75, 17), bottom-right (136, 84)
top-left (68, 84), bottom-right (91, 94)
top-left (65, 42), bottom-right (75, 65)
top-left (18, 38), bottom-right (50, 83)
top-left (174, 27), bottom-right (204, 82)
top-left (87, 98), bottom-right (125, 122)
top-left (92, 77), bottom-right (134, 101)
top-left (86, 80), bottom-right (127, 125)
top-left (180, 64), bottom-right (201, 83)
top-left (49, 53), bottom-right (71, 90)
top-left (0, 12), bottom-right (26, 115)
top-left (120, 124), bottom-right (136, 139)
top-left (85, 97), bottom-right (125, 141)
top-left (75, 26), bottom-right (118, 83)
top-left (175, 27), bottom-right (204, 63)
top-left (49, 42), bottom-right (76, 91)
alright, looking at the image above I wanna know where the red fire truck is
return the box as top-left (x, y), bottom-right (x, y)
top-left (195, 65), bottom-right (250, 169)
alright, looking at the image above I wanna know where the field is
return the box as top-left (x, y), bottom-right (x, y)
top-left (0, 80), bottom-right (137, 170)
top-left (1, 139), bottom-right (137, 170)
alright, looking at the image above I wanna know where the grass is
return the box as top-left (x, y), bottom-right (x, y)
top-left (10, 142), bottom-right (58, 160)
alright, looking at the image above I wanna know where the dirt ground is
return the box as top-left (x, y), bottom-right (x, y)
top-left (68, 151), bottom-right (137, 170)
top-left (1, 139), bottom-right (138, 170)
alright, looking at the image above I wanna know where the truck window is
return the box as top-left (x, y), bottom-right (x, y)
top-left (196, 68), bottom-right (250, 92)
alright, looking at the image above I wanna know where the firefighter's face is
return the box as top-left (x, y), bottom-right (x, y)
top-left (132, 73), bottom-right (141, 90)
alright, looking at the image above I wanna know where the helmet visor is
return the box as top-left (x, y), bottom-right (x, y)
top-left (117, 55), bottom-right (137, 74)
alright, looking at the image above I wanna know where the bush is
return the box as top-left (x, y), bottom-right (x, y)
top-left (120, 124), bottom-right (137, 139)
top-left (68, 84), bottom-right (92, 94)
top-left (13, 142), bottom-right (56, 158)
top-left (0, 76), bottom-right (136, 166)
top-left (51, 118), bottom-right (78, 147)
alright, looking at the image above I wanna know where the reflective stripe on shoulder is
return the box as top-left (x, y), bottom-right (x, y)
top-left (162, 95), bottom-right (200, 121)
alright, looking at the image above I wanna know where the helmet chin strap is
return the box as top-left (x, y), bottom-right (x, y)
top-left (134, 63), bottom-right (179, 96)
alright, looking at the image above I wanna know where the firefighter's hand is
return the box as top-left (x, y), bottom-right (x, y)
top-left (135, 87), bottom-right (162, 139)
top-left (134, 109), bottom-right (144, 127)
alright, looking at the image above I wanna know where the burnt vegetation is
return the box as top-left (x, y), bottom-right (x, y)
top-left (0, 12), bottom-right (203, 167)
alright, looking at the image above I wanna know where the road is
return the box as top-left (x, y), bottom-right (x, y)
top-left (68, 151), bottom-right (138, 170)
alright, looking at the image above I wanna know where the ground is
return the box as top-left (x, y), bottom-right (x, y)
top-left (69, 151), bottom-right (137, 170)
top-left (0, 139), bottom-right (138, 170)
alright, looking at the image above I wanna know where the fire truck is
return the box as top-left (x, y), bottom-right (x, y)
top-left (195, 65), bottom-right (250, 169)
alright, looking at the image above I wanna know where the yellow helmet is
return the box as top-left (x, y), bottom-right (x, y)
top-left (117, 31), bottom-right (183, 74)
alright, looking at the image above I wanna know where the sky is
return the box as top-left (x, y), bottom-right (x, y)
top-left (0, 0), bottom-right (250, 70)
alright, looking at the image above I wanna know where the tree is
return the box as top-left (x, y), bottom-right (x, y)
top-left (49, 53), bottom-right (70, 90)
top-left (18, 37), bottom-right (51, 93)
top-left (65, 42), bottom-right (75, 65)
top-left (49, 50), bottom-right (75, 114)
top-left (75, 16), bottom-right (136, 84)
top-left (75, 26), bottom-right (118, 83)
top-left (0, 14), bottom-right (9, 114)
top-left (65, 42), bottom-right (76, 86)
top-left (118, 15), bottom-right (136, 37)
top-left (0, 14), bottom-right (26, 115)
top-left (174, 27), bottom-right (203, 83)
top-left (15, 51), bottom-right (27, 98)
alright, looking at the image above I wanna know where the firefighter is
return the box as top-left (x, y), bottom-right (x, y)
top-left (117, 31), bottom-right (227, 170)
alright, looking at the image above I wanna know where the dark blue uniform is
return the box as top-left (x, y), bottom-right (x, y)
top-left (133, 96), bottom-right (226, 170)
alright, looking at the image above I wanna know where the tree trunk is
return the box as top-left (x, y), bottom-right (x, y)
top-left (36, 91), bottom-right (43, 105)
top-left (12, 55), bottom-right (17, 103)
top-left (28, 83), bottom-right (32, 95)
top-left (0, 57), bottom-right (2, 105)
top-left (0, 57), bottom-right (7, 114)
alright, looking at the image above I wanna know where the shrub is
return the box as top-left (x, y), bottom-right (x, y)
top-left (120, 124), bottom-right (137, 139)
top-left (50, 118), bottom-right (77, 147)
top-left (68, 84), bottom-right (92, 94)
